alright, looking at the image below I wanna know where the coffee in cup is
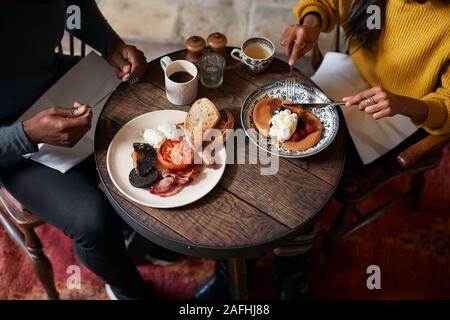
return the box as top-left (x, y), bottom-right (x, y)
top-left (160, 56), bottom-right (198, 105)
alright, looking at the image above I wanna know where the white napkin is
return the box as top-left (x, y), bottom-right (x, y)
top-left (16, 52), bottom-right (121, 173)
top-left (311, 52), bottom-right (418, 165)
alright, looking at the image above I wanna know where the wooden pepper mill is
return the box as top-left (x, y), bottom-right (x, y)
top-left (207, 32), bottom-right (228, 60)
top-left (185, 36), bottom-right (206, 64)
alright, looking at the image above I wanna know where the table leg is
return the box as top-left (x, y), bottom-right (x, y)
top-left (227, 258), bottom-right (248, 300)
top-left (273, 226), bottom-right (316, 299)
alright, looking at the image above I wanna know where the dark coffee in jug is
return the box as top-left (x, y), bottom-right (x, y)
top-left (169, 71), bottom-right (194, 83)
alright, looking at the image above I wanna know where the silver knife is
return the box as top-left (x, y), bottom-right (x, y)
top-left (283, 101), bottom-right (346, 108)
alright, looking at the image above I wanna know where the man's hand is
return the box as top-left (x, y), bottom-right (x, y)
top-left (281, 14), bottom-right (321, 66)
top-left (107, 39), bottom-right (147, 82)
top-left (23, 103), bottom-right (93, 147)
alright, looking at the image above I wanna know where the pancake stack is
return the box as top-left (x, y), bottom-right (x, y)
top-left (252, 98), bottom-right (323, 151)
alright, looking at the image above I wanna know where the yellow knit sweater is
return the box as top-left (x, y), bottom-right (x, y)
top-left (293, 0), bottom-right (450, 135)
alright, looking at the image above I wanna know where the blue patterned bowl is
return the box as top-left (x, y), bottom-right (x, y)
top-left (241, 79), bottom-right (339, 158)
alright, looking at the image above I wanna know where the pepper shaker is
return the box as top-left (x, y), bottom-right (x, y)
top-left (207, 32), bottom-right (228, 61)
top-left (185, 36), bottom-right (206, 64)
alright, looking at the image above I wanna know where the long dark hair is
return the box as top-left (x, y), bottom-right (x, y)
top-left (343, 0), bottom-right (448, 50)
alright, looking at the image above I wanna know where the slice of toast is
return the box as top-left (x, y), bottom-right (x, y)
top-left (185, 98), bottom-right (221, 145)
top-left (216, 110), bottom-right (235, 139)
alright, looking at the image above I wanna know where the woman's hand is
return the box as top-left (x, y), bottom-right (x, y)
top-left (106, 39), bottom-right (147, 82)
top-left (281, 14), bottom-right (321, 66)
top-left (343, 86), bottom-right (428, 123)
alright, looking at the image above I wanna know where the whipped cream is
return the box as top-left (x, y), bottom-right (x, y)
top-left (269, 109), bottom-right (298, 142)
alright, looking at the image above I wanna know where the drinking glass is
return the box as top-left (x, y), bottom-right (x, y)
top-left (198, 53), bottom-right (226, 89)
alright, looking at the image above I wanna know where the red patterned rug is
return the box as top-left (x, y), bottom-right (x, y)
top-left (1, 148), bottom-right (449, 300)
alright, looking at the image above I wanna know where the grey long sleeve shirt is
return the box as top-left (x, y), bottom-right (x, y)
top-left (0, 0), bottom-right (120, 160)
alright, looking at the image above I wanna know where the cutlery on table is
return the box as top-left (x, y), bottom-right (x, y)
top-left (283, 101), bottom-right (346, 108)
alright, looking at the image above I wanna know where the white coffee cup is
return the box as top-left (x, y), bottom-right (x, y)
top-left (160, 56), bottom-right (198, 105)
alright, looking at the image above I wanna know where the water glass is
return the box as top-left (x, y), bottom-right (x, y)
top-left (199, 53), bottom-right (226, 89)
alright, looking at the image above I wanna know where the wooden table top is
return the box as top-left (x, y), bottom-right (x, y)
top-left (94, 48), bottom-right (346, 259)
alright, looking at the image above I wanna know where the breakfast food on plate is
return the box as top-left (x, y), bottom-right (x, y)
top-left (150, 163), bottom-right (199, 197)
top-left (129, 98), bottom-right (234, 198)
top-left (185, 97), bottom-right (222, 145)
top-left (252, 98), bottom-right (323, 151)
top-left (129, 138), bottom-right (197, 197)
top-left (269, 108), bottom-right (298, 143)
top-left (143, 128), bottom-right (166, 148)
top-left (178, 109), bottom-right (234, 140)
top-left (215, 110), bottom-right (235, 138)
top-left (129, 143), bottom-right (159, 188)
top-left (156, 122), bottom-right (179, 140)
top-left (184, 98), bottom-right (234, 166)
top-left (157, 137), bottom-right (194, 171)
top-left (129, 169), bottom-right (159, 189)
top-left (143, 122), bottom-right (180, 148)
top-left (131, 143), bottom-right (157, 176)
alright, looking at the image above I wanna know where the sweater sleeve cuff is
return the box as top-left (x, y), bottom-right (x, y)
top-left (15, 122), bottom-right (39, 155)
top-left (415, 99), bottom-right (450, 135)
top-left (293, 5), bottom-right (331, 32)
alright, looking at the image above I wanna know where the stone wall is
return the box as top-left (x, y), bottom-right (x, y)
top-left (97, 0), bottom-right (342, 54)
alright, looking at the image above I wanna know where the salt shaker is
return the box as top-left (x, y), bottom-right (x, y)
top-left (207, 32), bottom-right (228, 60)
top-left (185, 36), bottom-right (206, 64)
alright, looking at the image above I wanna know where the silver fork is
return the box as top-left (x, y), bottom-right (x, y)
top-left (285, 78), bottom-right (296, 102)
top-left (129, 74), bottom-right (140, 86)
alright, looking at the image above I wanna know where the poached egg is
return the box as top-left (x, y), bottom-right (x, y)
top-left (143, 122), bottom-right (181, 148)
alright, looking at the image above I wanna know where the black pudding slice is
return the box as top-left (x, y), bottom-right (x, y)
top-left (129, 168), bottom-right (159, 189)
top-left (132, 143), bottom-right (157, 176)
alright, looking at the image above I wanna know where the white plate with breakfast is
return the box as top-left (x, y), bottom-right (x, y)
top-left (241, 79), bottom-right (339, 158)
top-left (107, 98), bottom-right (234, 208)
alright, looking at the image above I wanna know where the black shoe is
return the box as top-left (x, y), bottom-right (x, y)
top-left (106, 282), bottom-right (154, 300)
top-left (191, 260), bottom-right (230, 300)
top-left (145, 244), bottom-right (183, 267)
top-left (126, 231), bottom-right (183, 266)
top-left (275, 254), bottom-right (313, 300)
top-left (192, 257), bottom-right (262, 300)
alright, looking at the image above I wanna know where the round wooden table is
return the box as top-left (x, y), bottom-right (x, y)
top-left (94, 48), bottom-right (346, 299)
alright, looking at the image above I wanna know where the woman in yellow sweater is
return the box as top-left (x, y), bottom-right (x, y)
top-left (263, 0), bottom-right (450, 300)
top-left (282, 0), bottom-right (449, 135)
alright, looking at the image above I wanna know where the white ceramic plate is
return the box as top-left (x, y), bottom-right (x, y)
top-left (241, 79), bottom-right (339, 158)
top-left (106, 110), bottom-right (226, 208)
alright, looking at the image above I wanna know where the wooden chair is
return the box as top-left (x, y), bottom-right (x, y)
top-left (311, 27), bottom-right (450, 250)
top-left (58, 33), bottom-right (86, 57)
top-left (0, 34), bottom-right (85, 300)
top-left (0, 187), bottom-right (59, 299)
top-left (325, 134), bottom-right (450, 250)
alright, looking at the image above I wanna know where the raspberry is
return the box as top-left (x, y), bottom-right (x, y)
top-left (291, 129), bottom-right (306, 142)
top-left (305, 123), bottom-right (315, 134)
